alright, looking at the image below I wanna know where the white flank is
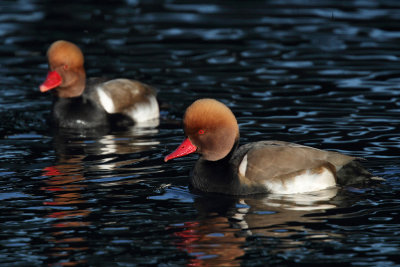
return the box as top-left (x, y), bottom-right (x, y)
top-left (126, 95), bottom-right (159, 122)
top-left (265, 167), bottom-right (336, 194)
top-left (96, 86), bottom-right (115, 113)
top-left (238, 154), bottom-right (248, 177)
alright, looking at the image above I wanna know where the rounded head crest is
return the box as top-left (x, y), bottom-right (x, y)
top-left (183, 98), bottom-right (239, 161)
top-left (47, 40), bottom-right (84, 69)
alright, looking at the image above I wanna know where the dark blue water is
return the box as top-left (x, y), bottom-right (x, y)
top-left (1, 0), bottom-right (399, 266)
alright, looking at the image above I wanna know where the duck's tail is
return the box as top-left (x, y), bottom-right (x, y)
top-left (336, 160), bottom-right (384, 186)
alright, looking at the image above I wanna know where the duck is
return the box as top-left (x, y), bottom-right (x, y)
top-left (164, 98), bottom-right (378, 195)
top-left (39, 40), bottom-right (159, 128)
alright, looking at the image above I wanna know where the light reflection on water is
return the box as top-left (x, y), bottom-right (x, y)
top-left (165, 187), bottom-right (343, 266)
top-left (41, 161), bottom-right (91, 266)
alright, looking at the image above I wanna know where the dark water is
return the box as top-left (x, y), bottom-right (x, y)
top-left (1, 0), bottom-right (400, 266)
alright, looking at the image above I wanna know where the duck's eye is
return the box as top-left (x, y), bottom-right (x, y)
top-left (198, 129), bottom-right (205, 135)
top-left (63, 65), bottom-right (69, 70)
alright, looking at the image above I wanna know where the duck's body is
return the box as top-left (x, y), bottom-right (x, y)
top-left (50, 78), bottom-right (158, 128)
top-left (40, 40), bottom-right (159, 129)
top-left (165, 99), bottom-right (376, 195)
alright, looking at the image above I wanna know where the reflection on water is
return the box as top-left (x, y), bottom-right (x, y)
top-left (41, 160), bottom-right (90, 266)
top-left (169, 188), bottom-right (340, 266)
top-left (38, 126), bottom-right (161, 265)
top-left (172, 220), bottom-right (245, 267)
top-left (260, 188), bottom-right (338, 211)
top-left (170, 199), bottom-right (245, 267)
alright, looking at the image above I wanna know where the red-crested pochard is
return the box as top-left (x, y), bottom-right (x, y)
top-left (39, 40), bottom-right (159, 128)
top-left (165, 99), bottom-right (378, 195)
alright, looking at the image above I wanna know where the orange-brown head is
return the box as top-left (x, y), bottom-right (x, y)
top-left (39, 40), bottom-right (86, 98)
top-left (165, 99), bottom-right (239, 162)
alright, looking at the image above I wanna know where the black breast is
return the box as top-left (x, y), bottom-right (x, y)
top-left (51, 95), bottom-right (109, 128)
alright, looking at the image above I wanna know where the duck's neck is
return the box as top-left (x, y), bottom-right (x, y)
top-left (190, 141), bottom-right (239, 194)
top-left (56, 70), bottom-right (86, 98)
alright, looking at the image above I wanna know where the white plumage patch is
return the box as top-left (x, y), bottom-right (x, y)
top-left (125, 95), bottom-right (159, 122)
top-left (265, 166), bottom-right (336, 194)
top-left (96, 84), bottom-right (159, 123)
top-left (238, 154), bottom-right (248, 177)
top-left (96, 86), bottom-right (115, 113)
